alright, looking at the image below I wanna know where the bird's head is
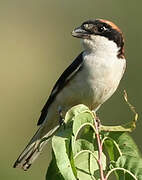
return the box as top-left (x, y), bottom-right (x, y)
top-left (72, 19), bottom-right (124, 58)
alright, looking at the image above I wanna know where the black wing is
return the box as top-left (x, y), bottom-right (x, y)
top-left (37, 52), bottom-right (84, 125)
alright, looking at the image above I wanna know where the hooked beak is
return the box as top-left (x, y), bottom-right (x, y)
top-left (72, 26), bottom-right (91, 39)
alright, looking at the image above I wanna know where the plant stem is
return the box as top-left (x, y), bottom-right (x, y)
top-left (94, 117), bottom-right (105, 180)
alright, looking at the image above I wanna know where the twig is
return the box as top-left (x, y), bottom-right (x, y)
top-left (94, 116), bottom-right (105, 180)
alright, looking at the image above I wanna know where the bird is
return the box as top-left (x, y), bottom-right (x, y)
top-left (13, 19), bottom-right (126, 170)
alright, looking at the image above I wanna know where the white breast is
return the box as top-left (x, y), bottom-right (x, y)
top-left (55, 52), bottom-right (125, 112)
top-left (80, 51), bottom-right (126, 109)
top-left (55, 36), bottom-right (126, 111)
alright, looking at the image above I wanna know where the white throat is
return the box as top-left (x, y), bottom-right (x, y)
top-left (81, 35), bottom-right (119, 57)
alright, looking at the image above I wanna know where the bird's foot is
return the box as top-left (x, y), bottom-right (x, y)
top-left (92, 110), bottom-right (101, 130)
top-left (96, 116), bottom-right (101, 129)
top-left (58, 106), bottom-right (66, 129)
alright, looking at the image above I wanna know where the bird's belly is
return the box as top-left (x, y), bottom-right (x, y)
top-left (56, 67), bottom-right (120, 111)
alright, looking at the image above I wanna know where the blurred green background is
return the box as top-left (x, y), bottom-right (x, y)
top-left (0, 0), bottom-right (141, 179)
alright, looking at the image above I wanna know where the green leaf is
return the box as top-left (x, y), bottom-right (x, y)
top-left (108, 132), bottom-right (141, 157)
top-left (106, 155), bottom-right (142, 179)
top-left (72, 123), bottom-right (96, 156)
top-left (64, 104), bottom-right (90, 124)
top-left (75, 138), bottom-right (96, 154)
top-left (46, 104), bottom-right (141, 180)
top-left (75, 150), bottom-right (97, 180)
top-left (50, 104), bottom-right (103, 180)
top-left (104, 132), bottom-right (142, 179)
top-left (46, 151), bottom-right (64, 180)
top-left (74, 150), bottom-right (106, 180)
top-left (72, 110), bottom-right (94, 136)
top-left (52, 124), bottom-right (76, 180)
top-left (71, 106), bottom-right (96, 156)
top-left (104, 137), bottom-right (121, 162)
top-left (115, 155), bottom-right (142, 180)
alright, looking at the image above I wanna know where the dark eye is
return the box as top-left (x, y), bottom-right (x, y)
top-left (98, 26), bottom-right (108, 32)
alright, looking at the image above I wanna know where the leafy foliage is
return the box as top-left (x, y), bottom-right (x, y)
top-left (46, 104), bottom-right (142, 180)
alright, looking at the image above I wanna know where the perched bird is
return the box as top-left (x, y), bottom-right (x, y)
top-left (13, 19), bottom-right (126, 170)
